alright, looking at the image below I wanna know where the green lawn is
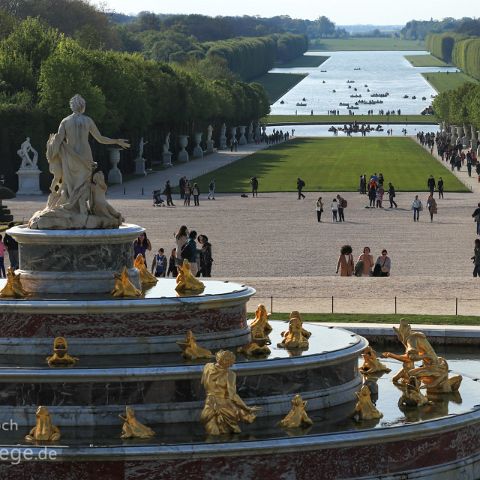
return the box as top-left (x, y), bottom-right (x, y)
top-left (405, 54), bottom-right (448, 67)
top-left (193, 137), bottom-right (467, 193)
top-left (309, 38), bottom-right (425, 51)
top-left (262, 313), bottom-right (480, 325)
top-left (252, 72), bottom-right (307, 103)
top-left (275, 55), bottom-right (329, 68)
top-left (422, 72), bottom-right (479, 93)
top-left (265, 114), bottom-right (436, 125)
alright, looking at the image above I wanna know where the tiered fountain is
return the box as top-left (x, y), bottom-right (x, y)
top-left (0, 95), bottom-right (480, 479)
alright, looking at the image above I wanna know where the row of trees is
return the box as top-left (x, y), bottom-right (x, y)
top-left (402, 17), bottom-right (480, 41)
top-left (0, 18), bottom-right (270, 191)
top-left (426, 32), bottom-right (480, 80)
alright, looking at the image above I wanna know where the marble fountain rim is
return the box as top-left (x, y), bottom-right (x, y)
top-left (7, 223), bottom-right (145, 244)
top-left (5, 407), bottom-right (480, 461)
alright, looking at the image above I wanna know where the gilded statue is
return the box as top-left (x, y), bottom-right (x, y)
top-left (25, 406), bottom-right (61, 442)
top-left (200, 350), bottom-right (260, 435)
top-left (352, 385), bottom-right (383, 421)
top-left (237, 342), bottom-right (271, 357)
top-left (46, 337), bottom-right (78, 367)
top-left (250, 304), bottom-right (272, 341)
top-left (111, 267), bottom-right (142, 297)
top-left (175, 259), bottom-right (205, 294)
top-left (277, 312), bottom-right (311, 349)
top-left (134, 254), bottom-right (158, 286)
top-left (398, 376), bottom-right (431, 408)
top-left (383, 319), bottom-right (462, 393)
top-left (279, 394), bottom-right (314, 429)
top-left (119, 406), bottom-right (155, 439)
top-left (176, 330), bottom-right (214, 360)
top-left (359, 346), bottom-right (391, 375)
top-left (0, 267), bottom-right (28, 298)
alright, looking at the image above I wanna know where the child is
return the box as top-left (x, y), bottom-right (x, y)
top-left (331, 198), bottom-right (338, 222)
top-left (151, 248), bottom-right (167, 277)
top-left (0, 235), bottom-right (5, 278)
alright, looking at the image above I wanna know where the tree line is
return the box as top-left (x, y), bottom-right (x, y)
top-left (402, 17), bottom-right (480, 41)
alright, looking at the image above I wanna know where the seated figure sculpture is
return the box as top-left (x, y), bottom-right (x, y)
top-left (277, 311), bottom-right (311, 349)
top-left (200, 350), bottom-right (260, 435)
top-left (177, 330), bottom-right (214, 360)
top-left (383, 319), bottom-right (462, 393)
top-left (352, 385), bottom-right (383, 421)
top-left (25, 406), bottom-right (61, 442)
top-left (0, 267), bottom-right (28, 298)
top-left (111, 267), bottom-right (142, 298)
top-left (359, 346), bottom-right (391, 375)
top-left (46, 337), bottom-right (78, 367)
top-left (119, 406), bottom-right (155, 439)
top-left (279, 394), bottom-right (314, 429)
top-left (249, 304), bottom-right (272, 341)
top-left (175, 259), bottom-right (205, 294)
top-left (398, 376), bottom-right (431, 408)
top-left (134, 254), bottom-right (158, 287)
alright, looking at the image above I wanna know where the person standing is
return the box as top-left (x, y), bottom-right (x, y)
top-left (133, 232), bottom-right (152, 265)
top-left (331, 198), bottom-right (339, 222)
top-left (184, 181), bottom-right (191, 206)
top-left (250, 177), bottom-right (258, 197)
top-left (2, 223), bottom-right (19, 270)
top-left (357, 246), bottom-right (374, 276)
top-left (192, 183), bottom-right (200, 206)
top-left (175, 226), bottom-right (189, 266)
top-left (473, 239), bottom-right (480, 277)
top-left (181, 230), bottom-right (199, 275)
top-left (427, 193), bottom-right (437, 222)
top-left (336, 194), bottom-right (346, 221)
top-left (316, 197), bottom-right (324, 222)
top-left (374, 250), bottom-right (391, 277)
top-left (467, 152), bottom-right (473, 177)
top-left (197, 234), bottom-right (213, 277)
top-left (368, 183), bottom-right (376, 208)
top-left (179, 176), bottom-right (186, 200)
top-left (208, 179), bottom-right (216, 200)
top-left (387, 183), bottom-right (397, 208)
top-left (0, 235), bottom-right (6, 277)
top-left (427, 175), bottom-right (435, 195)
top-left (376, 185), bottom-right (384, 208)
top-left (163, 180), bottom-right (174, 207)
top-left (437, 177), bottom-right (444, 199)
top-left (472, 203), bottom-right (480, 235)
top-left (336, 245), bottom-right (354, 276)
top-left (411, 195), bottom-right (422, 222)
top-left (151, 248), bottom-right (167, 277)
top-left (167, 248), bottom-right (178, 277)
top-left (297, 177), bottom-right (306, 199)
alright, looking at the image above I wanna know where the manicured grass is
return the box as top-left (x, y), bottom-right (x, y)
top-left (405, 54), bottom-right (448, 67)
top-left (252, 72), bottom-right (307, 103)
top-left (275, 55), bottom-right (329, 68)
top-left (261, 313), bottom-right (480, 325)
top-left (193, 137), bottom-right (468, 193)
top-left (309, 38), bottom-right (425, 51)
top-left (265, 114), bottom-right (436, 125)
top-left (422, 72), bottom-right (479, 93)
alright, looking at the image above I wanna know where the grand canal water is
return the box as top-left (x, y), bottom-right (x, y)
top-left (270, 50), bottom-right (458, 116)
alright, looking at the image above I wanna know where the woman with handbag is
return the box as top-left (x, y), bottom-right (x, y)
top-left (427, 194), bottom-right (437, 222)
top-left (374, 250), bottom-right (391, 277)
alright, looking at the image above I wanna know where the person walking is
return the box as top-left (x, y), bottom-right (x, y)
top-left (336, 245), bottom-right (354, 276)
top-left (167, 248), bottom-right (178, 277)
top-left (373, 250), bottom-right (391, 277)
top-left (192, 183), bottom-right (200, 206)
top-left (376, 185), bottom-right (384, 208)
top-left (208, 179), bottom-right (216, 200)
top-left (151, 248), bottom-right (167, 277)
top-left (387, 183), bottom-right (398, 208)
top-left (427, 175), bottom-right (435, 195)
top-left (411, 195), bottom-right (422, 222)
top-left (163, 180), bottom-right (175, 207)
top-left (437, 177), bottom-right (444, 199)
top-left (472, 203), bottom-right (480, 235)
top-left (179, 176), bottom-right (186, 200)
top-left (331, 198), bottom-right (339, 222)
top-left (197, 234), bottom-right (213, 277)
top-left (336, 194), bottom-right (346, 221)
top-left (473, 239), bottom-right (480, 277)
top-left (368, 183), bottom-right (376, 208)
top-left (297, 177), bottom-right (306, 199)
top-left (0, 235), bottom-right (6, 278)
top-left (316, 197), bottom-right (324, 222)
top-left (427, 193), bottom-right (437, 222)
top-left (250, 177), bottom-right (258, 197)
top-left (467, 152), bottom-right (473, 177)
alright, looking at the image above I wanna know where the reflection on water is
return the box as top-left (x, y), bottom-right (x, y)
top-left (270, 50), bottom-right (458, 115)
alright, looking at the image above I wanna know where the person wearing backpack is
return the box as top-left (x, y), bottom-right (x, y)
top-left (151, 248), bottom-right (167, 277)
top-left (297, 177), bottom-right (306, 200)
top-left (336, 194), bottom-right (347, 222)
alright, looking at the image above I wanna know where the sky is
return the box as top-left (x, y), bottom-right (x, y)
top-left (95, 0), bottom-right (476, 25)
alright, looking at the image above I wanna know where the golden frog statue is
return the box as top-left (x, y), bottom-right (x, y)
top-left (249, 304), bottom-right (273, 341)
top-left (383, 319), bottom-right (462, 393)
top-left (175, 259), bottom-right (205, 294)
top-left (111, 267), bottom-right (142, 297)
top-left (277, 312), bottom-right (311, 350)
top-left (120, 406), bottom-right (155, 439)
top-left (352, 385), bottom-right (383, 421)
top-left (200, 350), bottom-right (260, 435)
top-left (177, 330), bottom-right (214, 360)
top-left (237, 342), bottom-right (271, 357)
top-left (398, 376), bottom-right (432, 408)
top-left (134, 254), bottom-right (158, 286)
top-left (25, 406), bottom-right (61, 442)
top-left (359, 346), bottom-right (391, 375)
top-left (0, 267), bottom-right (28, 298)
top-left (279, 394), bottom-right (314, 429)
top-left (46, 337), bottom-right (78, 367)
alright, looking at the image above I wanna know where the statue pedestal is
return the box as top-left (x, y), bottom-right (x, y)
top-left (134, 157), bottom-right (146, 176)
top-left (16, 168), bottom-right (42, 195)
top-left (219, 135), bottom-right (227, 150)
top-left (206, 140), bottom-right (215, 154)
top-left (108, 148), bottom-right (123, 184)
top-left (239, 126), bottom-right (247, 145)
top-left (163, 152), bottom-right (172, 167)
top-left (177, 135), bottom-right (189, 163)
top-left (193, 133), bottom-right (203, 159)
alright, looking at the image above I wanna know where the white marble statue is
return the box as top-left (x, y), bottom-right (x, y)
top-left (163, 133), bottom-right (171, 154)
top-left (17, 137), bottom-right (38, 169)
top-left (28, 94), bottom-right (129, 230)
top-left (138, 137), bottom-right (148, 159)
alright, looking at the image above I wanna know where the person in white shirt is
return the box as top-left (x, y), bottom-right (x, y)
top-left (411, 195), bottom-right (422, 222)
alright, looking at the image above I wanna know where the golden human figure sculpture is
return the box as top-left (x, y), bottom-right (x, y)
top-left (352, 385), bottom-right (383, 421)
top-left (237, 342), bottom-right (271, 357)
top-left (0, 267), bottom-right (28, 298)
top-left (176, 330), bottom-right (214, 360)
top-left (134, 254), bottom-right (158, 287)
top-left (175, 259), bottom-right (205, 294)
top-left (119, 406), bottom-right (155, 439)
top-left (277, 312), bottom-right (311, 349)
top-left (398, 376), bottom-right (431, 408)
top-left (111, 267), bottom-right (142, 297)
top-left (359, 346), bottom-right (391, 375)
top-left (279, 394), bottom-right (314, 429)
top-left (25, 406), bottom-right (61, 442)
top-left (46, 337), bottom-right (78, 367)
top-left (250, 304), bottom-right (272, 341)
top-left (383, 319), bottom-right (462, 393)
top-left (200, 350), bottom-right (260, 435)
